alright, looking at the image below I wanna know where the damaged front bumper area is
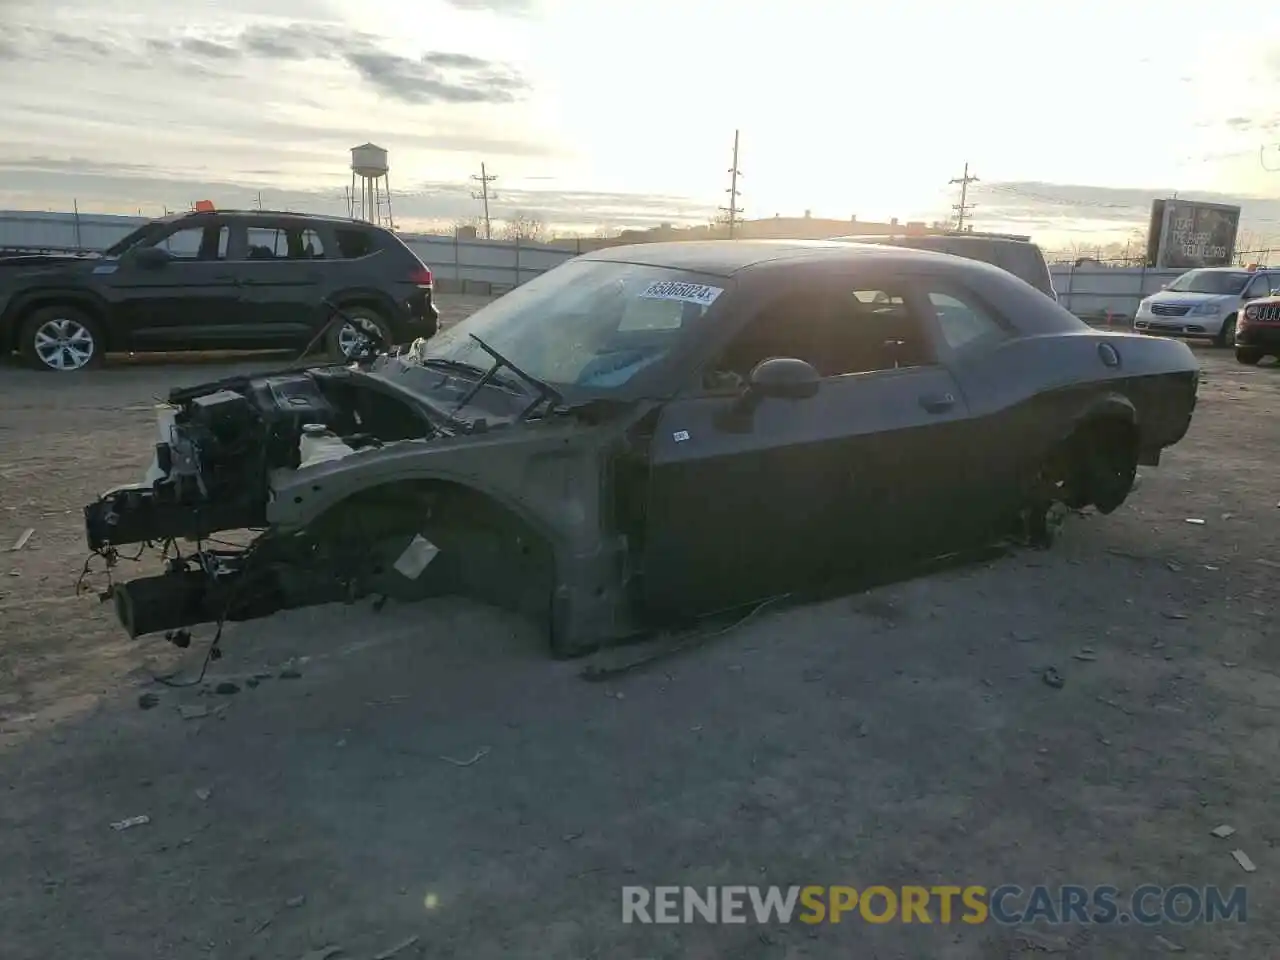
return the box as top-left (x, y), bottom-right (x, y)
top-left (84, 362), bottom-right (447, 639)
top-left (83, 358), bottom-right (634, 656)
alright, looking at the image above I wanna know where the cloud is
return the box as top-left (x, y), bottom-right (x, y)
top-left (1225, 116), bottom-right (1253, 129)
top-left (345, 50), bottom-right (526, 105)
top-left (2, 20), bottom-right (529, 106)
top-left (443, 0), bottom-right (534, 12)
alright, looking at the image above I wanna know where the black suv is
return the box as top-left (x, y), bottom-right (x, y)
top-left (834, 232), bottom-right (1058, 300)
top-left (0, 209), bottom-right (439, 372)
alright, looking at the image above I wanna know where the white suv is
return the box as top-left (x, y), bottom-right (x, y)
top-left (1134, 267), bottom-right (1279, 346)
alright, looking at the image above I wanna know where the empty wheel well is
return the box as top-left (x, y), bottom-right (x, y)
top-left (1067, 415), bottom-right (1139, 513)
top-left (305, 478), bottom-right (558, 633)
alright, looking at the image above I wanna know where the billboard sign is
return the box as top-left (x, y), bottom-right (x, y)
top-left (1146, 199), bottom-right (1241, 269)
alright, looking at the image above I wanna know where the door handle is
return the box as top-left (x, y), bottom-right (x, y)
top-left (919, 392), bottom-right (955, 414)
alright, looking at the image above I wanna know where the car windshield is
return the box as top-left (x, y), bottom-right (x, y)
top-left (1166, 270), bottom-right (1250, 295)
top-left (417, 259), bottom-right (727, 393)
top-left (102, 221), bottom-right (173, 257)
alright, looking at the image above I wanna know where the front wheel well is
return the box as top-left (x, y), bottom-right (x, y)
top-left (302, 478), bottom-right (558, 644)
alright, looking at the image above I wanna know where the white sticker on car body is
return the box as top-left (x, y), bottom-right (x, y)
top-left (638, 280), bottom-right (723, 307)
top-left (393, 534), bottom-right (439, 580)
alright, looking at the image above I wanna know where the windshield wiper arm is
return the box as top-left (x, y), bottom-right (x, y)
top-left (451, 333), bottom-right (564, 419)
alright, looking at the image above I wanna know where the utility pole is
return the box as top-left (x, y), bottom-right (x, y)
top-left (719, 129), bottom-right (744, 238)
top-left (949, 161), bottom-right (979, 232)
top-left (471, 163), bottom-right (499, 240)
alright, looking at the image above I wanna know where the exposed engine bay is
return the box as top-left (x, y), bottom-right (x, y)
top-left (85, 365), bottom-right (438, 552)
top-left (83, 349), bottom-right (633, 656)
top-left (84, 361), bottom-right (467, 643)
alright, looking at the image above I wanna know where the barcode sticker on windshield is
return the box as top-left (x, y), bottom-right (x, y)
top-left (639, 280), bottom-right (723, 307)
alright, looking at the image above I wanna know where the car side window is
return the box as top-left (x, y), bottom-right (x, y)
top-left (160, 225), bottom-right (228, 261)
top-left (926, 288), bottom-right (1005, 351)
top-left (244, 227), bottom-right (285, 260)
top-left (294, 229), bottom-right (326, 259)
top-left (701, 288), bottom-right (831, 391)
top-left (1246, 274), bottom-right (1271, 298)
top-left (335, 229), bottom-right (375, 259)
top-left (817, 286), bottom-right (936, 376)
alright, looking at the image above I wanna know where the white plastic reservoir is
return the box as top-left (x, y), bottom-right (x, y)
top-left (298, 423), bottom-right (354, 468)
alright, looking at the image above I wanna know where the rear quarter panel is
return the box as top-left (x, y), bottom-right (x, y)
top-left (949, 329), bottom-right (1198, 510)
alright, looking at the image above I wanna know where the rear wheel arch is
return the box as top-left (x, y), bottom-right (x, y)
top-left (331, 288), bottom-right (398, 321)
top-left (1065, 406), bottom-right (1140, 514)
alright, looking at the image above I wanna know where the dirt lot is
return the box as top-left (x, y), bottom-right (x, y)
top-left (1, 303), bottom-right (1277, 959)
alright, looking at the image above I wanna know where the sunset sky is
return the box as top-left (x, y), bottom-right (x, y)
top-left (2, 0), bottom-right (1279, 245)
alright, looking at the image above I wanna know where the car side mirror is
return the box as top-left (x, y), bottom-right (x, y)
top-left (718, 357), bottom-right (820, 431)
top-left (748, 357), bottom-right (821, 399)
top-left (132, 246), bottom-right (171, 270)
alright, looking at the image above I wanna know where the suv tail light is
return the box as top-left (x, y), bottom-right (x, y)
top-left (408, 265), bottom-right (433, 286)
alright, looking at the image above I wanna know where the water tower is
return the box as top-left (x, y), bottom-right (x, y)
top-left (349, 143), bottom-right (393, 227)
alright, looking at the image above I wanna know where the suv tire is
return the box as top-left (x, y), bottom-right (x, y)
top-left (1235, 346), bottom-right (1264, 365)
top-left (326, 306), bottom-right (393, 361)
top-left (18, 304), bottom-right (105, 372)
top-left (1216, 313), bottom-right (1237, 348)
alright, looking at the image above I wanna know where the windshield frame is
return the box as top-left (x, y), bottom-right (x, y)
top-left (414, 258), bottom-right (737, 404)
top-left (1165, 269), bottom-right (1250, 295)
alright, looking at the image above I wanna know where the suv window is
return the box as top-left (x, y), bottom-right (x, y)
top-left (243, 226), bottom-right (329, 260)
top-left (335, 229), bottom-right (376, 259)
top-left (160, 225), bottom-right (228, 260)
top-left (1246, 273), bottom-right (1272, 298)
top-left (245, 227), bottom-right (286, 259)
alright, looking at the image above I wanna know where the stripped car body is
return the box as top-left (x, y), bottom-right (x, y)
top-left (84, 241), bottom-right (1200, 657)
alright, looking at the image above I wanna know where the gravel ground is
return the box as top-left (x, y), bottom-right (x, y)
top-left (1, 308), bottom-right (1277, 959)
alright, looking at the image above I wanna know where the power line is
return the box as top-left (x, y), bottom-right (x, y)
top-left (719, 129), bottom-right (744, 239)
top-left (949, 161), bottom-right (979, 232)
top-left (470, 162), bottom-right (499, 240)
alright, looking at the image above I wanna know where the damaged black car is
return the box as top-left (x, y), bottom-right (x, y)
top-left (84, 240), bottom-right (1200, 657)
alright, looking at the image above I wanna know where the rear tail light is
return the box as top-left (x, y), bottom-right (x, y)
top-left (408, 265), bottom-right (433, 286)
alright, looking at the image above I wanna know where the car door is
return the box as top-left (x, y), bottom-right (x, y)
top-left (104, 221), bottom-right (241, 349)
top-left (230, 221), bottom-right (328, 348)
top-left (907, 277), bottom-right (1028, 545)
top-left (640, 269), bottom-right (971, 618)
top-left (808, 277), bottom-right (975, 565)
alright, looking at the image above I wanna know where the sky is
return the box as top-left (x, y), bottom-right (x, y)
top-left (2, 0), bottom-right (1280, 248)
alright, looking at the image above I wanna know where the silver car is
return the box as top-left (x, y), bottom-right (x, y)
top-left (1134, 267), bottom-right (1280, 346)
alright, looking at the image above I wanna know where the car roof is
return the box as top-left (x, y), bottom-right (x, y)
top-left (836, 233), bottom-right (1037, 246)
top-left (580, 239), bottom-right (961, 277)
